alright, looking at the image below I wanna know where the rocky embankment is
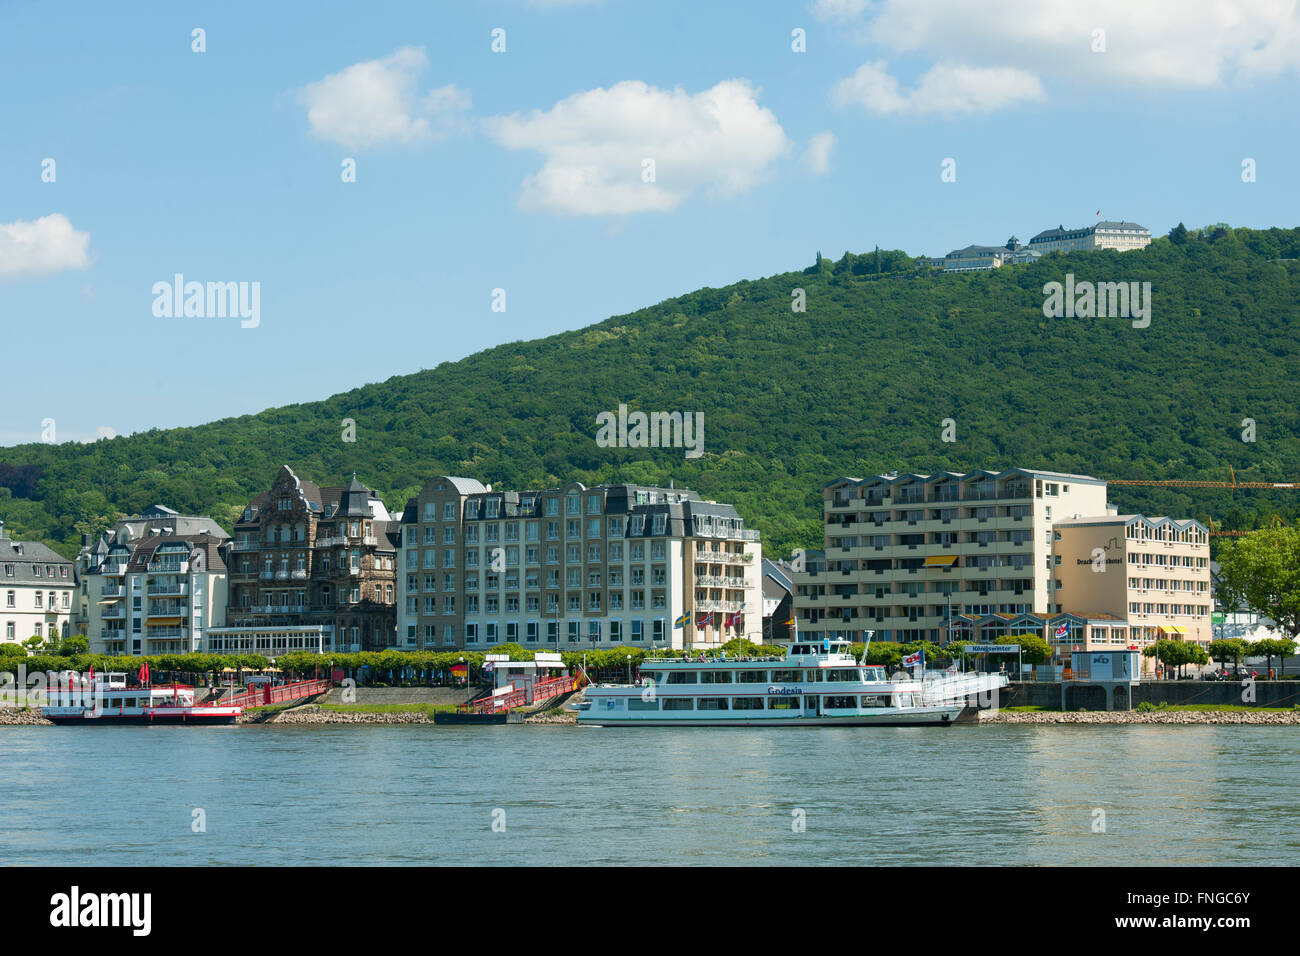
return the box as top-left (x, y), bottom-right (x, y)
top-left (241, 705), bottom-right (436, 724)
top-left (979, 709), bottom-right (1300, 725)
top-left (0, 709), bottom-right (53, 725)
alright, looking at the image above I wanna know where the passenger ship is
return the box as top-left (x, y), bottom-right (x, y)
top-left (577, 640), bottom-right (1008, 727)
top-left (42, 673), bottom-right (242, 725)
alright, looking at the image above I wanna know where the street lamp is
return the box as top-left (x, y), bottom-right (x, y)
top-left (626, 653), bottom-right (632, 684)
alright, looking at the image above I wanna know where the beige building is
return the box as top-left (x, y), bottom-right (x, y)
top-left (1054, 515), bottom-right (1211, 650)
top-left (795, 469), bottom-right (1108, 644)
top-left (1028, 220), bottom-right (1151, 255)
top-left (793, 469), bottom-right (1209, 673)
top-left (397, 478), bottom-right (763, 652)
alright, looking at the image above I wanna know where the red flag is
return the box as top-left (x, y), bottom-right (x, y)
top-left (88, 665), bottom-right (95, 684)
top-left (139, 661), bottom-right (150, 685)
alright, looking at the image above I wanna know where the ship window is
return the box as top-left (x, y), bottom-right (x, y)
top-left (662, 698), bottom-right (694, 711)
top-left (696, 697), bottom-right (730, 711)
top-left (770, 670), bottom-right (800, 683)
top-left (628, 698), bottom-right (660, 711)
top-left (732, 697), bottom-right (765, 710)
top-left (699, 671), bottom-right (733, 684)
top-left (768, 697), bottom-right (799, 710)
top-left (665, 672), bottom-right (698, 684)
top-left (736, 670), bottom-right (768, 683)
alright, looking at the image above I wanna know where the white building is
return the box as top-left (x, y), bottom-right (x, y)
top-left (1, 521), bottom-right (74, 647)
top-left (398, 478), bottom-right (764, 652)
top-left (78, 532), bottom-right (229, 656)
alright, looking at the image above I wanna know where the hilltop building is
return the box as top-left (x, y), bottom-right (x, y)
top-left (1028, 221), bottom-right (1151, 255)
top-left (1, 521), bottom-right (74, 647)
top-left (211, 467), bottom-right (398, 657)
top-left (940, 237), bottom-right (1040, 272)
top-left (791, 469), bottom-right (1209, 673)
top-left (396, 477), bottom-right (763, 652)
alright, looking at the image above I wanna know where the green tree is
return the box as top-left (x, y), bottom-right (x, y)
top-left (1251, 637), bottom-right (1298, 678)
top-left (1207, 637), bottom-right (1249, 671)
top-left (1216, 526), bottom-right (1300, 641)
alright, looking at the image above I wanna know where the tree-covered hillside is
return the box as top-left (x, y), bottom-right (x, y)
top-left (2, 225), bottom-right (1298, 559)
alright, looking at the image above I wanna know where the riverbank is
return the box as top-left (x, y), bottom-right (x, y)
top-left (978, 708), bottom-right (1300, 724)
top-left (0, 709), bottom-right (51, 725)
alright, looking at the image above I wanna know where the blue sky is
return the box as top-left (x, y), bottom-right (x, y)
top-left (2, 0), bottom-right (1297, 444)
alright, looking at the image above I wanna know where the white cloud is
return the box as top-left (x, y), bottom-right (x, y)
top-left (825, 0), bottom-right (1300, 96)
top-left (0, 214), bottom-right (91, 280)
top-left (298, 46), bottom-right (470, 149)
top-left (484, 79), bottom-right (791, 216)
top-left (834, 60), bottom-right (1045, 115)
top-left (803, 131), bottom-right (837, 174)
top-left (811, 0), bottom-right (870, 22)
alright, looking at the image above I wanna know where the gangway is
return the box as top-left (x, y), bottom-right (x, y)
top-left (457, 673), bottom-right (586, 715)
top-left (204, 679), bottom-right (331, 710)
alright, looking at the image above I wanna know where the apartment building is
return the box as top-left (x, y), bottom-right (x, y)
top-left (1028, 220), bottom-right (1151, 255)
top-left (82, 534), bottom-right (229, 655)
top-left (218, 467), bottom-right (397, 655)
top-left (793, 469), bottom-right (1209, 674)
top-left (793, 469), bottom-right (1108, 643)
top-left (1054, 515), bottom-right (1211, 649)
top-left (73, 505), bottom-right (231, 654)
top-left (396, 477), bottom-right (763, 652)
top-left (0, 521), bottom-right (74, 646)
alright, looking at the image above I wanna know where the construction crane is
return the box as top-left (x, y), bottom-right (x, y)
top-left (1108, 468), bottom-right (1298, 537)
top-left (1109, 466), bottom-right (1300, 490)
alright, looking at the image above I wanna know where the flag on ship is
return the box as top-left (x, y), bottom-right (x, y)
top-left (725, 611), bottom-right (741, 629)
top-left (696, 611), bottom-right (713, 629)
top-left (902, 650), bottom-right (923, 668)
top-left (138, 661), bottom-right (150, 685)
top-left (674, 612), bottom-right (690, 629)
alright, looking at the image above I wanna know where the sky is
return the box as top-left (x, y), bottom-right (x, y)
top-left (1, 0), bottom-right (1297, 445)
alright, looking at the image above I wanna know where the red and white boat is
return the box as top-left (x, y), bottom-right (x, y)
top-left (42, 671), bottom-right (241, 725)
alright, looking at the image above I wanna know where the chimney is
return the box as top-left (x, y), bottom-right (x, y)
top-left (81, 533), bottom-right (92, 547)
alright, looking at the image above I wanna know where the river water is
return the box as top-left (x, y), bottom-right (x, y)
top-left (1, 724), bottom-right (1293, 866)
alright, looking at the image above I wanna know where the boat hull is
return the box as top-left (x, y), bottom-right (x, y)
top-left (578, 706), bottom-right (963, 728)
top-left (43, 708), bottom-right (241, 725)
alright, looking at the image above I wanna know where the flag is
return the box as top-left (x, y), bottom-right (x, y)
top-left (696, 611), bottom-right (713, 629)
top-left (1055, 622), bottom-right (1070, 640)
top-left (725, 612), bottom-right (741, 629)
top-left (88, 665), bottom-right (94, 685)
top-left (674, 612), bottom-right (690, 629)
top-left (782, 618), bottom-right (796, 628)
top-left (139, 661), bottom-right (150, 685)
top-left (902, 650), bottom-right (923, 668)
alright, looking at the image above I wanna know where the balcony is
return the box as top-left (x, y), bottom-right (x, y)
top-left (101, 607), bottom-right (126, 620)
top-left (148, 561), bottom-right (188, 574)
top-left (99, 586), bottom-right (125, 599)
top-left (148, 583), bottom-right (188, 597)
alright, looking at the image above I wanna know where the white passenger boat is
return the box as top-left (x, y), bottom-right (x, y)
top-left (578, 640), bottom-right (1008, 727)
top-left (42, 672), bottom-right (242, 725)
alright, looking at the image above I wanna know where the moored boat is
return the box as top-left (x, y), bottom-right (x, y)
top-left (578, 640), bottom-right (1008, 727)
top-left (42, 672), bottom-right (241, 725)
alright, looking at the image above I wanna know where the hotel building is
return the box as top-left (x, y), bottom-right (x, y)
top-left (1028, 220), bottom-right (1152, 255)
top-left (1053, 515), bottom-right (1211, 648)
top-left (792, 469), bottom-right (1208, 671)
top-left (396, 477), bottom-right (763, 652)
top-left (1, 521), bottom-right (74, 647)
top-left (215, 467), bottom-right (398, 656)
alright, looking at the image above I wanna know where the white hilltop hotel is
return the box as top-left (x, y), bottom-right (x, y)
top-left (926, 220), bottom-right (1151, 272)
top-left (1, 521), bottom-right (74, 647)
top-left (396, 477), bottom-right (764, 653)
top-left (792, 468), bottom-right (1209, 675)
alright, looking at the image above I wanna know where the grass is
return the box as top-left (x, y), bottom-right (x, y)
top-left (1136, 703), bottom-right (1300, 713)
top-left (318, 703), bottom-right (458, 716)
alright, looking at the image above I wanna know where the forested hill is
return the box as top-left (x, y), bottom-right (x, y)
top-left (3, 225), bottom-right (1299, 559)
